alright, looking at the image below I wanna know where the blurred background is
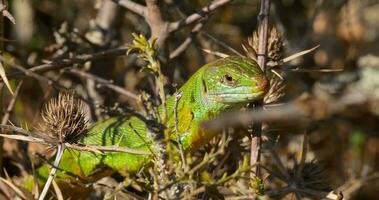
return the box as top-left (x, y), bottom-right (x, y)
top-left (1, 0), bottom-right (379, 199)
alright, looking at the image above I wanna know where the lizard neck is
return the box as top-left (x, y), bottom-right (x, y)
top-left (162, 71), bottom-right (232, 152)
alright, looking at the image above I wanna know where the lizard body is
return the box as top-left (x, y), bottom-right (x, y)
top-left (26, 56), bottom-right (268, 198)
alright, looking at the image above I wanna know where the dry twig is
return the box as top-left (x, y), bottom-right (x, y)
top-left (1, 47), bottom-right (129, 82)
top-left (66, 68), bottom-right (139, 100)
top-left (0, 81), bottom-right (23, 173)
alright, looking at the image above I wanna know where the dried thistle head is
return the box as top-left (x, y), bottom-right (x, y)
top-left (266, 27), bottom-right (285, 62)
top-left (297, 161), bottom-right (330, 191)
top-left (245, 26), bottom-right (285, 62)
top-left (264, 77), bottom-right (285, 104)
top-left (243, 26), bottom-right (286, 104)
top-left (38, 93), bottom-right (88, 144)
top-left (287, 160), bottom-right (331, 197)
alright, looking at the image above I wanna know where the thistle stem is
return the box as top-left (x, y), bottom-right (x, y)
top-left (251, 0), bottom-right (271, 177)
top-left (38, 143), bottom-right (65, 200)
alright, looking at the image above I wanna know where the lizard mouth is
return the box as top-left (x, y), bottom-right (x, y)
top-left (208, 74), bottom-right (269, 104)
top-left (208, 90), bottom-right (266, 104)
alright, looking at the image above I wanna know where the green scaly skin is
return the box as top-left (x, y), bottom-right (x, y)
top-left (26, 56), bottom-right (268, 198)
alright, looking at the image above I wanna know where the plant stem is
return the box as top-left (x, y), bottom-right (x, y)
top-left (174, 92), bottom-right (187, 169)
top-left (250, 0), bottom-right (270, 182)
top-left (38, 143), bottom-right (65, 200)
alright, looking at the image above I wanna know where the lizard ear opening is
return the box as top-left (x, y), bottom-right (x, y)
top-left (202, 79), bottom-right (208, 93)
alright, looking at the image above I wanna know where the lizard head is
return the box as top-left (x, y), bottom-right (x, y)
top-left (172, 56), bottom-right (269, 151)
top-left (201, 56), bottom-right (268, 105)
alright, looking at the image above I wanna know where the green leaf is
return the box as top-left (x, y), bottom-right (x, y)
top-left (250, 177), bottom-right (265, 196)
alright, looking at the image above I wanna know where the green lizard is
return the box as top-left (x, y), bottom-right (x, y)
top-left (25, 56), bottom-right (268, 198)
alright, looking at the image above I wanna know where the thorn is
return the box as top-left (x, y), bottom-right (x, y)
top-left (200, 48), bottom-right (229, 58)
top-left (270, 69), bottom-right (284, 80)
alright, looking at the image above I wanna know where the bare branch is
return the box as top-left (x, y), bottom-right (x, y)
top-left (0, 178), bottom-right (26, 199)
top-left (168, 0), bottom-right (233, 33)
top-left (111, 0), bottom-right (146, 17)
top-left (0, 0), bottom-right (15, 24)
top-left (169, 23), bottom-right (204, 59)
top-left (0, 81), bottom-right (23, 171)
top-left (0, 133), bottom-right (46, 144)
top-left (66, 68), bottom-right (139, 100)
top-left (0, 55), bottom-right (55, 84)
top-left (86, 1), bottom-right (121, 46)
top-left (202, 32), bottom-right (244, 57)
top-left (145, 0), bottom-right (169, 47)
top-left (1, 81), bottom-right (23, 125)
top-left (1, 46), bottom-right (129, 82)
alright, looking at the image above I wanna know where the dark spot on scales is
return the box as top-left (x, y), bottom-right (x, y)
top-left (190, 93), bottom-right (195, 103)
top-left (202, 79), bottom-right (207, 93)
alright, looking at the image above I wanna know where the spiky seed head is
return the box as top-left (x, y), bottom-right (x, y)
top-left (244, 26), bottom-right (286, 104)
top-left (247, 31), bottom-right (259, 61)
top-left (287, 160), bottom-right (331, 196)
top-left (246, 26), bottom-right (285, 62)
top-left (264, 77), bottom-right (285, 104)
top-left (38, 93), bottom-right (88, 144)
top-left (297, 161), bottom-right (330, 192)
top-left (267, 27), bottom-right (284, 62)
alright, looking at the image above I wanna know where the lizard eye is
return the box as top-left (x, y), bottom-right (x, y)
top-left (223, 74), bottom-right (236, 85)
